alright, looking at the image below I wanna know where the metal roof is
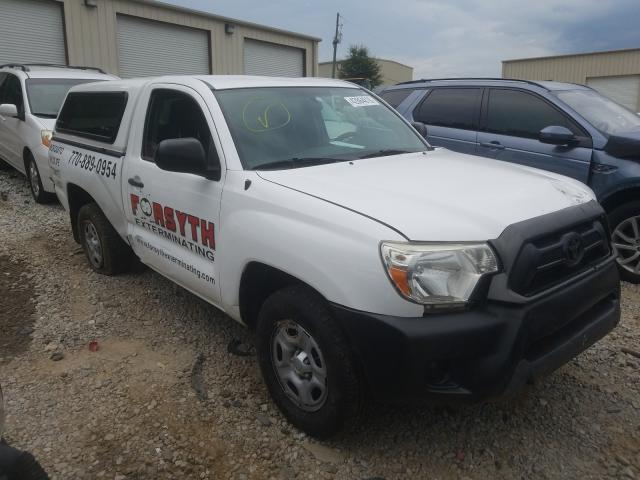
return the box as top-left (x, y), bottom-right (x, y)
top-left (503, 47), bottom-right (640, 64)
top-left (319, 58), bottom-right (413, 69)
top-left (133, 0), bottom-right (322, 42)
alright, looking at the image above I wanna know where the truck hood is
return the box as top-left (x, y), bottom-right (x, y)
top-left (257, 150), bottom-right (595, 241)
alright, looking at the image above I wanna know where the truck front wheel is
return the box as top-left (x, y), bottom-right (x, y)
top-left (256, 285), bottom-right (364, 438)
top-left (77, 203), bottom-right (132, 275)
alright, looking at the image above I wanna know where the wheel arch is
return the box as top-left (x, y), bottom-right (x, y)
top-left (67, 183), bottom-right (98, 243)
top-left (22, 146), bottom-right (33, 172)
top-left (238, 261), bottom-right (326, 331)
top-left (600, 186), bottom-right (640, 217)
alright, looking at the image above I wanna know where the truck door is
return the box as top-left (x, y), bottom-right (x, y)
top-left (122, 84), bottom-right (224, 304)
top-left (477, 88), bottom-right (592, 183)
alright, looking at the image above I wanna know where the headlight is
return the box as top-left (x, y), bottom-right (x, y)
top-left (381, 241), bottom-right (498, 305)
top-left (0, 384), bottom-right (5, 438)
top-left (41, 130), bottom-right (53, 148)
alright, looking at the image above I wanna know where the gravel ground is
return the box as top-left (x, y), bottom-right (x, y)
top-left (0, 168), bottom-right (639, 480)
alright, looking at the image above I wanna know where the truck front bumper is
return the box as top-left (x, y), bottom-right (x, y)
top-left (332, 256), bottom-right (620, 404)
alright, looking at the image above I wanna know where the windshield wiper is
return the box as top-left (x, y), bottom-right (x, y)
top-left (357, 149), bottom-right (412, 159)
top-left (34, 113), bottom-right (57, 118)
top-left (251, 157), bottom-right (348, 170)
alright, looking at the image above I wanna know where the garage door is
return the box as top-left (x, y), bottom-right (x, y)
top-left (117, 15), bottom-right (210, 78)
top-left (587, 75), bottom-right (640, 112)
top-left (0, 0), bottom-right (66, 65)
top-left (244, 39), bottom-right (304, 77)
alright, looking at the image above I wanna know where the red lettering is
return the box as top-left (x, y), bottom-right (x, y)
top-left (187, 215), bottom-right (199, 242)
top-left (164, 206), bottom-right (176, 231)
top-left (152, 202), bottom-right (164, 227)
top-left (130, 194), bottom-right (140, 215)
top-left (201, 220), bottom-right (215, 249)
top-left (176, 211), bottom-right (187, 237)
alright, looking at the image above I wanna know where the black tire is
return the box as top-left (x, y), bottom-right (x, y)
top-left (0, 158), bottom-right (11, 170)
top-left (77, 203), bottom-right (133, 275)
top-left (608, 200), bottom-right (640, 284)
top-left (25, 153), bottom-right (56, 204)
top-left (256, 285), bottom-right (364, 438)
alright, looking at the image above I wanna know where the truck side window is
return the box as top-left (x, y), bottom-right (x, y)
top-left (142, 89), bottom-right (215, 163)
top-left (486, 89), bottom-right (582, 139)
top-left (413, 88), bottom-right (481, 130)
top-left (57, 92), bottom-right (128, 143)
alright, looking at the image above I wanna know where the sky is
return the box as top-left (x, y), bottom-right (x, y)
top-left (164, 0), bottom-right (640, 79)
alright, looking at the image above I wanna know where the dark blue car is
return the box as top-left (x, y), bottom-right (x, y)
top-left (380, 78), bottom-right (640, 283)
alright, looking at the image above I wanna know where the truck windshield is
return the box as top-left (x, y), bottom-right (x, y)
top-left (214, 87), bottom-right (427, 170)
top-left (26, 78), bottom-right (100, 118)
top-left (555, 89), bottom-right (640, 136)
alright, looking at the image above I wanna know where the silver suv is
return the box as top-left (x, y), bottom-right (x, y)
top-left (0, 64), bottom-right (117, 203)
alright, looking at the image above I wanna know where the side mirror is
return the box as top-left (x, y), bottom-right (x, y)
top-left (0, 104), bottom-right (18, 119)
top-left (539, 126), bottom-right (576, 146)
top-left (155, 138), bottom-right (211, 177)
top-left (411, 121), bottom-right (428, 138)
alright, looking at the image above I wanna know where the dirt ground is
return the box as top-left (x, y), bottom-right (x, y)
top-left (0, 169), bottom-right (639, 480)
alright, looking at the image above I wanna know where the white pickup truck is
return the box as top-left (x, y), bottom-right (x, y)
top-left (49, 76), bottom-right (620, 438)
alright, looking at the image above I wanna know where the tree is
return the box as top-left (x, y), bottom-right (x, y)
top-left (338, 45), bottom-right (383, 88)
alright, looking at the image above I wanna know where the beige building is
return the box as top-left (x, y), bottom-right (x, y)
top-left (318, 58), bottom-right (413, 86)
top-left (0, 0), bottom-right (320, 78)
top-left (503, 48), bottom-right (640, 112)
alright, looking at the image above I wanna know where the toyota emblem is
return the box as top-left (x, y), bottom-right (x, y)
top-left (563, 232), bottom-right (584, 266)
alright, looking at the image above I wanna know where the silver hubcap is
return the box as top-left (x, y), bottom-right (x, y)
top-left (612, 215), bottom-right (640, 275)
top-left (271, 320), bottom-right (328, 412)
top-left (83, 221), bottom-right (103, 268)
top-left (29, 161), bottom-right (40, 197)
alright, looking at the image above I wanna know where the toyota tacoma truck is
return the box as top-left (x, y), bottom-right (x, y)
top-left (49, 76), bottom-right (621, 438)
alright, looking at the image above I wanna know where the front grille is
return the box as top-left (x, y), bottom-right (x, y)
top-left (509, 216), bottom-right (610, 297)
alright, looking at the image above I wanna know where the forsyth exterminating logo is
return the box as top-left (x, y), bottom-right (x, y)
top-left (139, 197), bottom-right (153, 216)
top-left (130, 194), bottom-right (215, 262)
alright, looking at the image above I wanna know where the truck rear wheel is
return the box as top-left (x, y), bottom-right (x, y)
top-left (77, 203), bottom-right (132, 275)
top-left (256, 285), bottom-right (364, 438)
top-left (609, 201), bottom-right (640, 284)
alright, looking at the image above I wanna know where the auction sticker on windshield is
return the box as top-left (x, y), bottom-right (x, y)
top-left (344, 96), bottom-right (379, 107)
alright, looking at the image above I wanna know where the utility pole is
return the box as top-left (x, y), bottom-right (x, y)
top-left (331, 12), bottom-right (342, 78)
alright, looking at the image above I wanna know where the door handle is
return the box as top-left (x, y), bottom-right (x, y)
top-left (480, 141), bottom-right (505, 150)
top-left (128, 176), bottom-right (144, 188)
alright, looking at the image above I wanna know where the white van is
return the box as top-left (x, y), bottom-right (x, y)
top-left (0, 64), bottom-right (117, 202)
